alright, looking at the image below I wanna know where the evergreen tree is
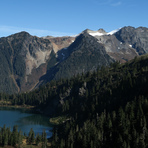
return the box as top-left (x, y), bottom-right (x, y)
top-left (42, 130), bottom-right (47, 148)
top-left (28, 128), bottom-right (35, 145)
top-left (12, 125), bottom-right (18, 146)
top-left (35, 133), bottom-right (41, 146)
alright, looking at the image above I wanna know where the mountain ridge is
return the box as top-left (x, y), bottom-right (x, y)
top-left (0, 26), bottom-right (148, 94)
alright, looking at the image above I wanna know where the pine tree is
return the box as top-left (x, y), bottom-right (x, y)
top-left (35, 133), bottom-right (41, 146)
top-left (12, 125), bottom-right (18, 146)
top-left (42, 130), bottom-right (47, 148)
top-left (18, 130), bottom-right (23, 148)
top-left (3, 131), bottom-right (8, 146)
top-left (28, 128), bottom-right (35, 145)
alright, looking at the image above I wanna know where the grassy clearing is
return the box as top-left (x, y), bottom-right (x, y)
top-left (50, 115), bottom-right (70, 125)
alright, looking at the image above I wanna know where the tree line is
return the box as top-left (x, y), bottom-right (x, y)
top-left (0, 125), bottom-right (47, 147)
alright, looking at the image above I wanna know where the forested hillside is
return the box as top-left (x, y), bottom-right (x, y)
top-left (1, 54), bottom-right (148, 147)
top-left (50, 55), bottom-right (148, 148)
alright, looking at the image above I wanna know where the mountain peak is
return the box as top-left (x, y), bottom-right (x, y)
top-left (82, 28), bottom-right (121, 37)
top-left (7, 31), bottom-right (32, 39)
top-left (98, 28), bottom-right (107, 34)
top-left (82, 29), bottom-right (93, 34)
top-left (16, 31), bottom-right (31, 37)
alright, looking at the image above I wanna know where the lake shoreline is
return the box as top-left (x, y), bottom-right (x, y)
top-left (0, 104), bottom-right (35, 109)
top-left (0, 100), bottom-right (35, 109)
top-left (0, 100), bottom-right (47, 114)
top-left (0, 106), bottom-right (53, 138)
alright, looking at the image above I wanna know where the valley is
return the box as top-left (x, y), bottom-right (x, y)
top-left (0, 26), bottom-right (148, 147)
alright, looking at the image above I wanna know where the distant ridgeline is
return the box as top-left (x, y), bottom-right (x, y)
top-left (0, 26), bottom-right (148, 94)
top-left (1, 54), bottom-right (148, 147)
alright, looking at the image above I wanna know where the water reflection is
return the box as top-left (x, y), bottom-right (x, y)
top-left (0, 107), bottom-right (52, 138)
top-left (17, 114), bottom-right (51, 127)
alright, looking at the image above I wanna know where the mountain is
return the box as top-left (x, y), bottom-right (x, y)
top-left (42, 31), bottom-right (114, 83)
top-left (86, 27), bottom-right (140, 62)
top-left (0, 32), bottom-right (75, 93)
top-left (115, 26), bottom-right (148, 55)
top-left (0, 26), bottom-right (148, 94)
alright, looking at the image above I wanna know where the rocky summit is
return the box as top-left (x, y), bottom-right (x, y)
top-left (0, 26), bottom-right (148, 94)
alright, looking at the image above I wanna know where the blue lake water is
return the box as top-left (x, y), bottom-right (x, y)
top-left (0, 107), bottom-right (52, 138)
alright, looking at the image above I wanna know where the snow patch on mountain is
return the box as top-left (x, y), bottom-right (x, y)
top-left (107, 28), bottom-right (121, 35)
top-left (88, 28), bottom-right (121, 37)
top-left (89, 32), bottom-right (106, 36)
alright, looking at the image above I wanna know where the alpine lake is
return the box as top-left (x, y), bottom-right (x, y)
top-left (0, 107), bottom-right (52, 138)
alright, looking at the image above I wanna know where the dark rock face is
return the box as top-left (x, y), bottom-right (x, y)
top-left (115, 26), bottom-right (148, 55)
top-left (0, 32), bottom-right (53, 93)
top-left (51, 32), bottom-right (114, 81)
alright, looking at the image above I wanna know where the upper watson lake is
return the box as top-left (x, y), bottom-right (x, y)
top-left (0, 107), bottom-right (52, 138)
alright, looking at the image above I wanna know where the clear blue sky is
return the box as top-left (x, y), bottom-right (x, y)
top-left (0, 0), bottom-right (147, 37)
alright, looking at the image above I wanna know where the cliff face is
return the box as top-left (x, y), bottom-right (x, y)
top-left (0, 32), bottom-right (52, 93)
top-left (114, 26), bottom-right (148, 55)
